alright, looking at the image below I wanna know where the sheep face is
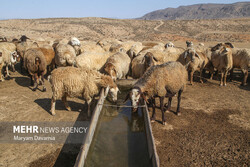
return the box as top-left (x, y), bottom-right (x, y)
top-left (109, 86), bottom-right (119, 102)
top-left (130, 88), bottom-right (141, 111)
top-left (165, 42), bottom-right (174, 48)
top-left (10, 51), bottom-right (20, 64)
top-left (184, 49), bottom-right (200, 63)
top-left (104, 63), bottom-right (117, 81)
top-left (144, 52), bottom-right (157, 69)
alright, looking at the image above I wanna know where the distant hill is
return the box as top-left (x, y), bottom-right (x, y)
top-left (140, 2), bottom-right (250, 20)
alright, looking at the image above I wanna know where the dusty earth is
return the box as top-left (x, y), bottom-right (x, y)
top-left (0, 17), bottom-right (249, 167)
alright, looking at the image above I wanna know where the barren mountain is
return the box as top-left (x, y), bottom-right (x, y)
top-left (140, 2), bottom-right (250, 20)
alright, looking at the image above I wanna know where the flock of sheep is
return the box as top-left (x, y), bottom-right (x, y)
top-left (0, 36), bottom-right (249, 125)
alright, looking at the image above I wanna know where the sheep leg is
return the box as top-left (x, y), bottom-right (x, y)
top-left (41, 75), bottom-right (46, 92)
top-left (50, 96), bottom-right (56, 116)
top-left (220, 71), bottom-right (224, 86)
top-left (229, 68), bottom-right (234, 81)
top-left (87, 99), bottom-right (92, 118)
top-left (176, 89), bottom-right (183, 116)
top-left (150, 98), bottom-right (156, 122)
top-left (190, 71), bottom-right (194, 85)
top-left (12, 64), bottom-right (15, 72)
top-left (0, 65), bottom-right (3, 81)
top-left (167, 97), bottom-right (172, 112)
top-left (20, 60), bottom-right (24, 74)
top-left (62, 95), bottom-right (71, 111)
top-left (241, 69), bottom-right (248, 86)
top-left (6, 65), bottom-right (10, 77)
top-left (160, 97), bottom-right (166, 125)
top-left (223, 70), bottom-right (228, 86)
top-left (32, 74), bottom-right (38, 91)
top-left (199, 68), bottom-right (204, 83)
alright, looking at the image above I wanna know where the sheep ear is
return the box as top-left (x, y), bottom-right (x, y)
top-left (211, 43), bottom-right (222, 51)
top-left (225, 42), bottom-right (234, 48)
top-left (104, 85), bottom-right (110, 98)
top-left (195, 53), bottom-right (200, 59)
top-left (153, 56), bottom-right (158, 62)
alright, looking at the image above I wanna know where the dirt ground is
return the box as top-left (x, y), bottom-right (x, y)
top-left (151, 72), bottom-right (250, 167)
top-left (0, 17), bottom-right (249, 167)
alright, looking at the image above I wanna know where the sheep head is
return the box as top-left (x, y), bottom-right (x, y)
top-left (10, 51), bottom-right (19, 64)
top-left (125, 86), bottom-right (148, 112)
top-left (165, 42), bottom-right (174, 48)
top-left (104, 63), bottom-right (117, 81)
top-left (186, 41), bottom-right (193, 48)
top-left (143, 52), bottom-right (158, 70)
top-left (20, 35), bottom-right (30, 42)
top-left (184, 48), bottom-right (200, 63)
top-left (101, 75), bottom-right (119, 102)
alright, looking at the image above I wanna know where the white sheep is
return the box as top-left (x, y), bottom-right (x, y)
top-left (75, 51), bottom-right (112, 70)
top-left (0, 47), bottom-right (19, 81)
top-left (54, 43), bottom-right (78, 67)
top-left (68, 37), bottom-right (81, 46)
top-left (103, 52), bottom-right (131, 81)
top-left (49, 67), bottom-right (119, 117)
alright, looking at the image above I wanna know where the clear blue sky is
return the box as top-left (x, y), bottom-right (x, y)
top-left (1, 0), bottom-right (246, 19)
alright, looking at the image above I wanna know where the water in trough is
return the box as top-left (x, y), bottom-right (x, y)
top-left (85, 91), bottom-right (151, 167)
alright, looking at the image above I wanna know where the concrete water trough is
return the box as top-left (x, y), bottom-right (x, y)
top-left (74, 84), bottom-right (159, 167)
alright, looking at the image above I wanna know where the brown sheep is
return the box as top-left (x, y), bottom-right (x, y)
top-left (181, 47), bottom-right (209, 85)
top-left (230, 48), bottom-right (250, 86)
top-left (211, 43), bottom-right (234, 86)
top-left (24, 48), bottom-right (47, 91)
top-left (126, 61), bottom-right (187, 125)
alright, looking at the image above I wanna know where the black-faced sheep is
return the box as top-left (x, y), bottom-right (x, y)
top-left (211, 43), bottom-right (234, 86)
top-left (126, 61), bottom-right (187, 125)
top-left (230, 48), bottom-right (250, 86)
top-left (49, 67), bottom-right (119, 117)
top-left (103, 52), bottom-right (131, 81)
top-left (23, 48), bottom-right (47, 91)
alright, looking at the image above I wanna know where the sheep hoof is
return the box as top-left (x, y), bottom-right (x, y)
top-left (150, 118), bottom-right (155, 123)
top-left (42, 88), bottom-right (46, 92)
top-left (32, 88), bottom-right (37, 91)
top-left (223, 84), bottom-right (227, 86)
top-left (176, 112), bottom-right (181, 116)
top-left (162, 121), bottom-right (166, 125)
top-left (51, 111), bottom-right (56, 116)
top-left (241, 83), bottom-right (247, 86)
top-left (200, 80), bottom-right (203, 84)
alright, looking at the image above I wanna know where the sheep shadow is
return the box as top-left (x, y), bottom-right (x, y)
top-left (53, 98), bottom-right (98, 167)
top-left (34, 98), bottom-right (88, 115)
top-left (14, 76), bottom-right (31, 87)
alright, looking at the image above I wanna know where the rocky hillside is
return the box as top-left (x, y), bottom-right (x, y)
top-left (140, 2), bottom-right (250, 20)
